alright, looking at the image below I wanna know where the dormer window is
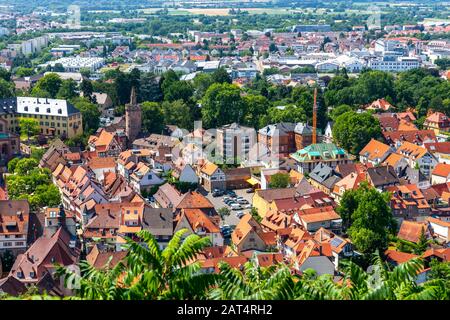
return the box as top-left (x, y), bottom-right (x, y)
top-left (17, 271), bottom-right (23, 279)
top-left (24, 106), bottom-right (28, 112)
top-left (30, 271), bottom-right (36, 278)
top-left (47, 108), bottom-right (51, 113)
top-left (35, 107), bottom-right (39, 112)
top-left (58, 109), bottom-right (62, 114)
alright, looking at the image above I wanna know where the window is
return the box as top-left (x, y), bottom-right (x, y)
top-left (58, 109), bottom-right (62, 114)
top-left (35, 107), bottom-right (39, 112)
top-left (30, 271), bottom-right (36, 278)
top-left (24, 106), bottom-right (28, 111)
top-left (15, 241), bottom-right (23, 246)
top-left (47, 108), bottom-right (51, 113)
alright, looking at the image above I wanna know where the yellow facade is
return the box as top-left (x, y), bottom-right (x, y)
top-left (0, 112), bottom-right (83, 139)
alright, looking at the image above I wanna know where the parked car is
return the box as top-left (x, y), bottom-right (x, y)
top-left (230, 203), bottom-right (242, 210)
top-left (235, 211), bottom-right (244, 219)
top-left (212, 189), bottom-right (224, 197)
top-left (227, 190), bottom-right (237, 197)
top-left (243, 204), bottom-right (252, 209)
top-left (246, 188), bottom-right (254, 193)
top-left (222, 196), bottom-right (231, 202)
top-left (238, 199), bottom-right (249, 205)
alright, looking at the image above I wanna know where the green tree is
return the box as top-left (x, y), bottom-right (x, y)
top-left (71, 97), bottom-right (101, 134)
top-left (7, 157), bottom-right (20, 173)
top-left (218, 207), bottom-right (231, 220)
top-left (57, 79), bottom-right (78, 100)
top-left (13, 158), bottom-right (39, 175)
top-left (338, 183), bottom-right (396, 255)
top-left (330, 104), bottom-right (352, 122)
top-left (141, 101), bottom-right (164, 134)
top-left (1, 249), bottom-right (15, 272)
top-left (15, 67), bottom-right (34, 78)
top-left (19, 118), bottom-right (40, 143)
top-left (201, 83), bottom-right (245, 128)
top-left (32, 73), bottom-right (62, 98)
top-left (80, 79), bottom-right (94, 101)
top-left (210, 259), bottom-right (295, 300)
top-left (211, 67), bottom-right (232, 84)
top-left (162, 99), bottom-right (192, 130)
top-left (332, 111), bottom-right (382, 155)
top-left (57, 229), bottom-right (218, 300)
top-left (268, 173), bottom-right (290, 189)
top-left (0, 78), bottom-right (14, 99)
top-left (139, 72), bottom-right (163, 102)
top-left (242, 94), bottom-right (270, 129)
top-left (163, 80), bottom-right (193, 103)
top-left (29, 184), bottom-right (61, 209)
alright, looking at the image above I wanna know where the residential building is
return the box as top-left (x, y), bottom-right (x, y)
top-left (290, 143), bottom-right (352, 174)
top-left (142, 207), bottom-right (173, 249)
top-left (258, 122), bottom-right (296, 158)
top-left (223, 167), bottom-right (251, 190)
top-left (9, 228), bottom-right (79, 289)
top-left (386, 184), bottom-right (431, 218)
top-left (424, 112), bottom-right (450, 135)
top-left (293, 206), bottom-right (342, 233)
top-left (366, 165), bottom-right (400, 191)
top-left (431, 163), bottom-right (450, 185)
top-left (0, 97), bottom-right (83, 138)
top-left (199, 161), bottom-right (226, 192)
top-left (383, 130), bottom-right (437, 148)
top-left (0, 200), bottom-right (29, 256)
top-left (216, 123), bottom-right (256, 165)
top-left (231, 214), bottom-right (276, 253)
top-left (426, 217), bottom-right (450, 243)
top-left (396, 141), bottom-right (438, 178)
top-left (174, 208), bottom-right (223, 246)
top-left (153, 183), bottom-right (184, 209)
top-left (359, 139), bottom-right (392, 166)
top-left (397, 220), bottom-right (431, 243)
top-left (308, 163), bottom-right (342, 195)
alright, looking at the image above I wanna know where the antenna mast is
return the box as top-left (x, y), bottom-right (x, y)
top-left (312, 87), bottom-right (317, 144)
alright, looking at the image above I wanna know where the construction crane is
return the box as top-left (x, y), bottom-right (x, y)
top-left (312, 87), bottom-right (317, 144)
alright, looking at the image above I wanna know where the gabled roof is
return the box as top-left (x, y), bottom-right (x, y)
top-left (385, 249), bottom-right (418, 265)
top-left (255, 187), bottom-right (298, 202)
top-left (397, 220), bottom-right (428, 243)
top-left (179, 208), bottom-right (219, 233)
top-left (366, 165), bottom-right (399, 187)
top-left (397, 141), bottom-right (429, 160)
top-left (382, 152), bottom-right (406, 167)
top-left (426, 111), bottom-right (448, 123)
top-left (297, 206), bottom-right (341, 224)
top-left (177, 191), bottom-right (214, 209)
top-left (432, 163), bottom-right (450, 178)
top-left (383, 130), bottom-right (437, 146)
top-left (200, 161), bottom-right (220, 176)
top-left (424, 142), bottom-right (450, 155)
top-left (359, 139), bottom-right (391, 161)
top-left (88, 157), bottom-right (116, 170)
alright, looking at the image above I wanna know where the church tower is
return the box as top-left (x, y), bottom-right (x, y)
top-left (125, 87), bottom-right (141, 145)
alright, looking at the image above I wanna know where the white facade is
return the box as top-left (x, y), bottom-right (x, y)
top-left (368, 56), bottom-right (421, 72)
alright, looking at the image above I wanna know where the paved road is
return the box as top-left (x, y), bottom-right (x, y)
top-left (206, 188), bottom-right (255, 227)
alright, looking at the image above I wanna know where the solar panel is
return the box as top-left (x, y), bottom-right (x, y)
top-left (330, 237), bottom-right (344, 248)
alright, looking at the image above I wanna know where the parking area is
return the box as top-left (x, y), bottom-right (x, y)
top-left (206, 188), bottom-right (255, 227)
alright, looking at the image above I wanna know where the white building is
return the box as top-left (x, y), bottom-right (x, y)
top-left (368, 56), bottom-right (421, 72)
top-left (43, 56), bottom-right (105, 72)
